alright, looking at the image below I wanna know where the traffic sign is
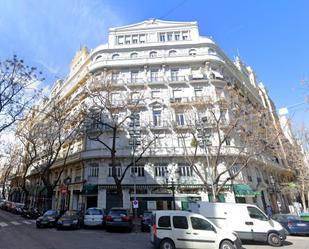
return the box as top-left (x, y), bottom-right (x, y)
top-left (133, 200), bottom-right (139, 209)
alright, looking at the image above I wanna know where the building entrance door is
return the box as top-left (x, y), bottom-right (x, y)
top-left (86, 196), bottom-right (97, 209)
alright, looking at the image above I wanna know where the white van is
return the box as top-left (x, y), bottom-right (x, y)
top-left (190, 202), bottom-right (286, 246)
top-left (150, 210), bottom-right (242, 249)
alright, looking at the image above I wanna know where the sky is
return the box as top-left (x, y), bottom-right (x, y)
top-left (0, 0), bottom-right (308, 126)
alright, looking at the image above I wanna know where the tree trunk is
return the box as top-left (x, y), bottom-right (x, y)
top-left (1, 182), bottom-right (6, 199)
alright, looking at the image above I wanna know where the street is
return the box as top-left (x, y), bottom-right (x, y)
top-left (0, 210), bottom-right (308, 249)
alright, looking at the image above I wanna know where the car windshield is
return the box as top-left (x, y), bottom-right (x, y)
top-left (86, 209), bottom-right (102, 215)
top-left (64, 211), bottom-right (78, 217)
top-left (109, 210), bottom-right (128, 216)
top-left (44, 210), bottom-right (57, 216)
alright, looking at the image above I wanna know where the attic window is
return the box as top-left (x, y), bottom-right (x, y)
top-left (95, 55), bottom-right (102, 61)
top-left (130, 52), bottom-right (138, 59)
top-left (208, 48), bottom-right (216, 55)
top-left (149, 51), bottom-right (157, 58)
top-left (169, 50), bottom-right (177, 57)
top-left (189, 49), bottom-right (197, 56)
top-left (112, 54), bottom-right (120, 60)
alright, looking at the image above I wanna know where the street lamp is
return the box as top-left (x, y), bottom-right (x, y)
top-left (165, 168), bottom-right (180, 210)
top-left (128, 113), bottom-right (141, 232)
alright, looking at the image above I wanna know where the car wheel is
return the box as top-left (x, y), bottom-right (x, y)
top-left (268, 233), bottom-right (282, 247)
top-left (160, 239), bottom-right (175, 249)
top-left (220, 240), bottom-right (234, 249)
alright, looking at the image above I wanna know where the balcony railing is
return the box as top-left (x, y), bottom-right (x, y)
top-left (149, 120), bottom-right (170, 129)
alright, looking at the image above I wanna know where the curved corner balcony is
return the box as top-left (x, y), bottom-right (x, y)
top-left (88, 52), bottom-right (225, 72)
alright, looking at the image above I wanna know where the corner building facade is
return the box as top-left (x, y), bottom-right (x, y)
top-left (45, 20), bottom-right (294, 214)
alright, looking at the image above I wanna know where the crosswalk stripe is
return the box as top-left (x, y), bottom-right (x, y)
top-left (11, 221), bottom-right (21, 225)
top-left (23, 221), bottom-right (32, 224)
top-left (0, 222), bottom-right (8, 227)
top-left (30, 220), bottom-right (36, 223)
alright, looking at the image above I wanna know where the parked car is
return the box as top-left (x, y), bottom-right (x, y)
top-left (190, 201), bottom-right (286, 246)
top-left (56, 210), bottom-right (83, 230)
top-left (22, 207), bottom-right (42, 219)
top-left (151, 210), bottom-right (242, 249)
top-left (272, 214), bottom-right (309, 236)
top-left (36, 210), bottom-right (61, 228)
top-left (11, 203), bottom-right (24, 215)
top-left (105, 207), bottom-right (133, 232)
top-left (0, 199), bottom-right (7, 209)
top-left (84, 208), bottom-right (105, 228)
top-left (141, 210), bottom-right (152, 232)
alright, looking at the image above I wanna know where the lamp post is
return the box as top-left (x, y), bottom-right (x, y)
top-left (197, 117), bottom-right (212, 195)
top-left (128, 113), bottom-right (141, 232)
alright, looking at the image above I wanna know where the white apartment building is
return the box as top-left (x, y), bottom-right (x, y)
top-left (22, 19), bottom-right (295, 214)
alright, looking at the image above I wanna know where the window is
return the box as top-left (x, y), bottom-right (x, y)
top-left (130, 52), bottom-right (138, 59)
top-left (149, 51), bottom-right (157, 58)
top-left (168, 50), bottom-right (177, 56)
top-left (139, 34), bottom-right (146, 43)
top-left (131, 71), bottom-right (138, 83)
top-left (125, 35), bottom-right (131, 44)
top-left (158, 216), bottom-right (170, 227)
top-left (229, 165), bottom-right (239, 176)
top-left (182, 31), bottom-right (189, 40)
top-left (153, 110), bottom-right (162, 126)
top-left (132, 35), bottom-right (138, 44)
top-left (194, 87), bottom-right (203, 97)
top-left (247, 207), bottom-right (268, 221)
top-left (170, 69), bottom-right (179, 81)
top-left (108, 164), bottom-right (122, 178)
top-left (150, 70), bottom-right (159, 82)
top-left (111, 93), bottom-right (120, 105)
top-left (191, 217), bottom-right (213, 231)
top-left (189, 49), bottom-right (197, 56)
top-left (112, 54), bottom-right (120, 60)
top-left (154, 164), bottom-right (167, 177)
top-left (167, 32), bottom-right (173, 41)
top-left (225, 137), bottom-right (231, 146)
top-left (174, 32), bottom-right (180, 41)
top-left (173, 216), bottom-right (188, 229)
top-left (88, 163), bottom-right (99, 177)
top-left (179, 163), bottom-right (193, 176)
top-left (173, 89), bottom-right (182, 98)
top-left (117, 36), bottom-right (124, 45)
top-left (151, 90), bottom-right (161, 98)
top-left (176, 113), bottom-right (185, 126)
top-left (95, 55), bottom-right (102, 61)
top-left (131, 165), bottom-right (145, 177)
top-left (208, 48), bottom-right (216, 55)
top-left (111, 72), bottom-right (119, 82)
top-left (159, 33), bottom-right (165, 42)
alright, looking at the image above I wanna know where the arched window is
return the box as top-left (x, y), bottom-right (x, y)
top-left (188, 49), bottom-right (197, 56)
top-left (130, 52), bottom-right (138, 59)
top-left (95, 55), bottom-right (103, 61)
top-left (149, 51), bottom-right (157, 58)
top-left (168, 50), bottom-right (177, 56)
top-left (208, 48), bottom-right (216, 55)
top-left (112, 53), bottom-right (120, 60)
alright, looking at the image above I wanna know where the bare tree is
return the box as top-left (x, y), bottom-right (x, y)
top-left (84, 74), bottom-right (156, 205)
top-left (32, 97), bottom-right (84, 209)
top-left (174, 84), bottom-right (283, 201)
top-left (0, 55), bottom-right (42, 135)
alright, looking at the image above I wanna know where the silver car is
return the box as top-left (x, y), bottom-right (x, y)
top-left (84, 208), bottom-right (105, 227)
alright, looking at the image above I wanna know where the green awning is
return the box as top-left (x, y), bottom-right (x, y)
top-left (81, 184), bottom-right (98, 195)
top-left (233, 184), bottom-right (260, 197)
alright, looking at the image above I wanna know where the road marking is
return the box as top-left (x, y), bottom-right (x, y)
top-left (0, 222), bottom-right (8, 227)
top-left (30, 220), bottom-right (36, 223)
top-left (11, 221), bottom-right (21, 225)
top-left (23, 220), bottom-right (32, 224)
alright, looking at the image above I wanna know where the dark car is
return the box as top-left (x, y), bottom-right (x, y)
top-left (36, 210), bottom-right (61, 228)
top-left (272, 214), bottom-right (309, 235)
top-left (105, 208), bottom-right (133, 232)
top-left (56, 210), bottom-right (83, 230)
top-left (141, 211), bottom-right (152, 232)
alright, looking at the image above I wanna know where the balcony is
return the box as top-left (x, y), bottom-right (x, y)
top-left (149, 120), bottom-right (170, 130)
top-left (167, 76), bottom-right (187, 85)
top-left (126, 78), bottom-right (146, 87)
top-left (190, 96), bottom-right (212, 106)
top-left (147, 77), bottom-right (166, 86)
top-left (170, 97), bottom-right (190, 108)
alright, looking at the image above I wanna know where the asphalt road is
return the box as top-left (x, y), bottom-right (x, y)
top-left (0, 210), bottom-right (308, 249)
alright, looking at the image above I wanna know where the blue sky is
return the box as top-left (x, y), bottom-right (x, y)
top-left (1, 0), bottom-right (308, 125)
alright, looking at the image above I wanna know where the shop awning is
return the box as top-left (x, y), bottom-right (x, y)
top-left (81, 184), bottom-right (98, 195)
top-left (233, 184), bottom-right (260, 197)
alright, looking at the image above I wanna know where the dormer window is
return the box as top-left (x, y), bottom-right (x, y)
top-left (139, 34), bottom-right (146, 43)
top-left (159, 33), bottom-right (165, 42)
top-left (189, 49), bottom-right (197, 56)
top-left (125, 35), bottom-right (131, 44)
top-left (117, 36), bottom-right (124, 45)
top-left (149, 51), bottom-right (157, 58)
top-left (130, 52), bottom-right (138, 59)
top-left (174, 32), bottom-right (180, 41)
top-left (169, 50), bottom-right (177, 57)
top-left (95, 55), bottom-right (103, 61)
top-left (182, 31), bottom-right (189, 40)
top-left (167, 32), bottom-right (173, 41)
top-left (132, 35), bottom-right (138, 44)
top-left (112, 54), bottom-right (120, 60)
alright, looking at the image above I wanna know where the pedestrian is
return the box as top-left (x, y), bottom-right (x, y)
top-left (266, 205), bottom-right (272, 218)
